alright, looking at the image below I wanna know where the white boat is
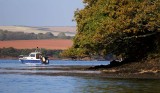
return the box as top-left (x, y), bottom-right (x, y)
top-left (19, 50), bottom-right (49, 64)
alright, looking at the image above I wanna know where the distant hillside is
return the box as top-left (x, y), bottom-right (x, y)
top-left (0, 26), bottom-right (76, 36)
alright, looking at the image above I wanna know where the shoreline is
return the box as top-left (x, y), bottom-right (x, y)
top-left (0, 57), bottom-right (160, 79)
top-left (0, 65), bottom-right (159, 79)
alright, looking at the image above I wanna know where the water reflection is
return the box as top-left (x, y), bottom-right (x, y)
top-left (0, 74), bottom-right (159, 93)
top-left (0, 60), bottom-right (104, 75)
top-left (0, 60), bottom-right (160, 93)
top-left (74, 78), bottom-right (160, 93)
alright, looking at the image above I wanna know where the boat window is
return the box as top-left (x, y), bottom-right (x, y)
top-left (30, 54), bottom-right (35, 57)
top-left (36, 54), bottom-right (41, 59)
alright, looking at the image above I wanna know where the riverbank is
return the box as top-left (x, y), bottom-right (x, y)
top-left (0, 59), bottom-right (159, 79)
top-left (2, 64), bottom-right (158, 79)
top-left (88, 56), bottom-right (160, 79)
top-left (16, 65), bottom-right (159, 79)
top-left (1, 65), bottom-right (159, 79)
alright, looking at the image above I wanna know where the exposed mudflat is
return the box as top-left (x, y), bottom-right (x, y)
top-left (0, 65), bottom-right (159, 79)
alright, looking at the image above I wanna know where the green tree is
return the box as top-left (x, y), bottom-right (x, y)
top-left (0, 30), bottom-right (6, 40)
top-left (62, 0), bottom-right (160, 61)
top-left (57, 32), bottom-right (66, 39)
top-left (44, 32), bottom-right (54, 39)
top-left (0, 47), bottom-right (18, 57)
top-left (37, 33), bottom-right (45, 39)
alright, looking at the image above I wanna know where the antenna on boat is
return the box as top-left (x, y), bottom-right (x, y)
top-left (40, 48), bottom-right (42, 52)
top-left (35, 47), bottom-right (42, 52)
top-left (35, 47), bottom-right (39, 52)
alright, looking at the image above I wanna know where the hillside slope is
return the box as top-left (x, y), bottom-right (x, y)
top-left (0, 26), bottom-right (76, 36)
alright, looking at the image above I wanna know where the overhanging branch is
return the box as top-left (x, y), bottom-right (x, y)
top-left (107, 32), bottom-right (159, 53)
top-left (123, 32), bottom-right (158, 40)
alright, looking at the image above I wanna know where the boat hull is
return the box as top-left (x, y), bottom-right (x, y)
top-left (20, 59), bottom-right (48, 64)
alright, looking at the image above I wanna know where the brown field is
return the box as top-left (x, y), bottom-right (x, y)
top-left (0, 39), bottom-right (73, 50)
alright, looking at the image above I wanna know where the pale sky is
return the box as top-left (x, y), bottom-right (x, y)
top-left (0, 0), bottom-right (84, 26)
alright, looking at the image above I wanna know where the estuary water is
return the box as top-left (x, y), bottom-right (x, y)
top-left (0, 60), bottom-right (159, 93)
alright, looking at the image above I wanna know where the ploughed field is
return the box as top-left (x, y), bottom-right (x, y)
top-left (0, 39), bottom-right (73, 50)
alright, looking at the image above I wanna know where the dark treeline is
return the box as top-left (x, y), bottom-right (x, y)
top-left (0, 47), bottom-right (63, 59)
top-left (0, 29), bottom-right (73, 40)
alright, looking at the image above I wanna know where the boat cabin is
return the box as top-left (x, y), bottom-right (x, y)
top-left (28, 52), bottom-right (42, 59)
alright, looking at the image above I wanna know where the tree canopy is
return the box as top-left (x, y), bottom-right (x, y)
top-left (0, 47), bottom-right (63, 59)
top-left (0, 30), bottom-right (73, 40)
top-left (62, 0), bottom-right (160, 61)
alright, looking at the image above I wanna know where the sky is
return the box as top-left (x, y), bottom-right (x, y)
top-left (0, 0), bottom-right (84, 26)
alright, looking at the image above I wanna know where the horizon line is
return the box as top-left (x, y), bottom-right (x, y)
top-left (0, 25), bottom-right (76, 27)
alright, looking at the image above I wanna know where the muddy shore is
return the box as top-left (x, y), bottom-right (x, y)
top-left (34, 65), bottom-right (160, 79)
top-left (21, 66), bottom-right (160, 79)
top-left (1, 65), bottom-right (159, 79)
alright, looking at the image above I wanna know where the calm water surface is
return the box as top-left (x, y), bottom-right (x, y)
top-left (0, 60), bottom-right (159, 93)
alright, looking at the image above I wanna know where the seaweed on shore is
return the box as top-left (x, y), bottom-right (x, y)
top-left (88, 60), bottom-right (127, 70)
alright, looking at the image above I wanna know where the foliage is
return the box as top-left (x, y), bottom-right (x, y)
top-left (0, 47), bottom-right (63, 58)
top-left (60, 47), bottom-right (87, 59)
top-left (0, 29), bottom-right (73, 40)
top-left (57, 32), bottom-right (66, 39)
top-left (62, 0), bottom-right (160, 61)
top-left (57, 32), bottom-right (73, 39)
